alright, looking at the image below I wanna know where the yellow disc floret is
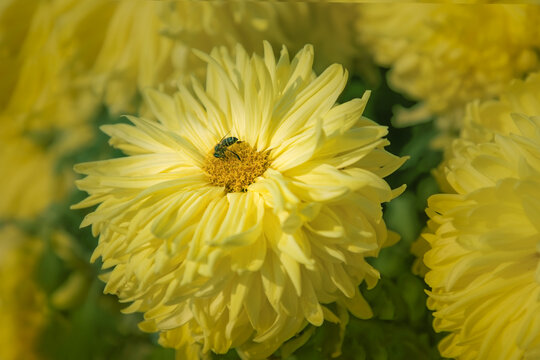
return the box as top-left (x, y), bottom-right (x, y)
top-left (203, 141), bottom-right (270, 193)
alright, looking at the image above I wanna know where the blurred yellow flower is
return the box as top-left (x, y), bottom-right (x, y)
top-left (161, 1), bottom-right (365, 79)
top-left (0, 0), bottom-right (37, 113)
top-left (0, 225), bottom-right (46, 360)
top-left (357, 3), bottom-right (540, 145)
top-left (90, 0), bottom-right (175, 114)
top-left (0, 133), bottom-right (61, 218)
top-left (0, 0), bottom-right (107, 218)
top-left (422, 73), bottom-right (540, 359)
top-left (0, 0), bottom-right (104, 131)
top-left (73, 42), bottom-right (406, 358)
top-left (0, 0), bottom-right (176, 127)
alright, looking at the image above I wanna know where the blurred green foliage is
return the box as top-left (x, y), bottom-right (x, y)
top-left (14, 68), bottom-right (447, 360)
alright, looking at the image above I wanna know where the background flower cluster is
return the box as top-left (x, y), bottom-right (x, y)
top-left (1, 1), bottom-right (539, 360)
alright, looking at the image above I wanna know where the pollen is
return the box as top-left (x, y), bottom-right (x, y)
top-left (203, 141), bottom-right (270, 193)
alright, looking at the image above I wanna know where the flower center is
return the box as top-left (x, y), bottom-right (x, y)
top-left (203, 141), bottom-right (270, 193)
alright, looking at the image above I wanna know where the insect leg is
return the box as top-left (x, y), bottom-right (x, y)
top-left (226, 148), bottom-right (241, 160)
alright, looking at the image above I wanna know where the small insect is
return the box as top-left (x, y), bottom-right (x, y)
top-left (214, 134), bottom-right (241, 160)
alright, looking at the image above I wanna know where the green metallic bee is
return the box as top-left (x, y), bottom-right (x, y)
top-left (214, 135), bottom-right (241, 160)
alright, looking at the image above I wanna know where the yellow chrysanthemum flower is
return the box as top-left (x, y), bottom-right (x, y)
top-left (0, 225), bottom-right (46, 360)
top-left (73, 43), bottom-right (406, 358)
top-left (357, 3), bottom-right (540, 144)
top-left (422, 73), bottom-right (540, 359)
